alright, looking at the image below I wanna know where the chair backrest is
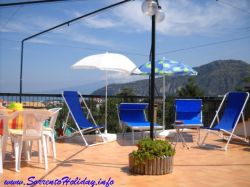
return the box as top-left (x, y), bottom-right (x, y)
top-left (22, 110), bottom-right (50, 140)
top-left (215, 92), bottom-right (249, 131)
top-left (118, 103), bottom-right (148, 123)
top-left (175, 99), bottom-right (202, 124)
top-left (48, 108), bottom-right (62, 130)
top-left (62, 91), bottom-right (93, 128)
top-left (0, 110), bottom-right (19, 136)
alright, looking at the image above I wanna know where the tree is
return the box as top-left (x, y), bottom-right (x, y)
top-left (177, 78), bottom-right (204, 97)
top-left (235, 76), bottom-right (250, 92)
top-left (242, 77), bottom-right (250, 83)
top-left (116, 88), bottom-right (136, 102)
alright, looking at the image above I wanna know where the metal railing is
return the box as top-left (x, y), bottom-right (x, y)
top-left (1, 92), bottom-right (250, 133)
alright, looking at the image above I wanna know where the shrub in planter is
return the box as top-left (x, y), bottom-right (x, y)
top-left (129, 138), bottom-right (175, 175)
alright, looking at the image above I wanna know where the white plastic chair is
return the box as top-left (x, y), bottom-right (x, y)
top-left (9, 110), bottom-right (50, 172)
top-left (0, 110), bottom-right (19, 173)
top-left (0, 135), bottom-right (2, 174)
top-left (0, 112), bottom-right (4, 174)
top-left (43, 108), bottom-right (61, 159)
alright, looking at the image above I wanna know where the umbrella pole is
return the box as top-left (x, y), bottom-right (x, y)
top-left (105, 71), bottom-right (108, 134)
top-left (163, 76), bottom-right (165, 130)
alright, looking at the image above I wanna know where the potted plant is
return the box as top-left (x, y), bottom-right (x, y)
top-left (129, 138), bottom-right (175, 175)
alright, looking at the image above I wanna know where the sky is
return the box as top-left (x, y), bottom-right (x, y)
top-left (0, 0), bottom-right (250, 94)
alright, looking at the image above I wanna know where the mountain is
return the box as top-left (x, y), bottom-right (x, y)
top-left (40, 81), bottom-right (106, 94)
top-left (92, 60), bottom-right (250, 96)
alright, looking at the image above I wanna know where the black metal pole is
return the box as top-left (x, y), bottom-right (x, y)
top-left (149, 15), bottom-right (156, 140)
top-left (0, 0), bottom-right (70, 7)
top-left (19, 41), bottom-right (24, 102)
top-left (18, 0), bottom-right (132, 102)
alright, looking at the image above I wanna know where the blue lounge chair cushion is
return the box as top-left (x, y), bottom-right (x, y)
top-left (175, 99), bottom-right (202, 125)
top-left (119, 103), bottom-right (161, 129)
top-left (176, 100), bottom-right (202, 112)
top-left (212, 92), bottom-right (248, 132)
top-left (200, 92), bottom-right (249, 151)
top-left (119, 103), bottom-right (148, 123)
top-left (63, 91), bottom-right (103, 129)
top-left (119, 103), bottom-right (148, 110)
top-left (122, 122), bottom-right (161, 128)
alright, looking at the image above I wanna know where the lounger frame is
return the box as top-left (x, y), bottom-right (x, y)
top-left (62, 91), bottom-right (105, 146)
top-left (200, 92), bottom-right (249, 150)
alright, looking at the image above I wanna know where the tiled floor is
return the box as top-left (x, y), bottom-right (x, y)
top-left (1, 130), bottom-right (250, 187)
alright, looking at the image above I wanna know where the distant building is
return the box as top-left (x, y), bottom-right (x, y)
top-left (22, 101), bottom-right (45, 108)
top-left (93, 97), bottom-right (104, 104)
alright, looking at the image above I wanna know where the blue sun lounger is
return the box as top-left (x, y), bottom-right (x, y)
top-left (200, 92), bottom-right (249, 150)
top-left (173, 99), bottom-right (203, 148)
top-left (118, 103), bottom-right (162, 143)
top-left (62, 91), bottom-right (105, 146)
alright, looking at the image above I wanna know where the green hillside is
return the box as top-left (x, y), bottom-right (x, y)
top-left (92, 60), bottom-right (250, 96)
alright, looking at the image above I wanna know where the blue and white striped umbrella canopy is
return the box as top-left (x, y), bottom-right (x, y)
top-left (132, 58), bottom-right (197, 76)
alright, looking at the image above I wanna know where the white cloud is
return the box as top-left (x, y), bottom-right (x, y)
top-left (0, 16), bottom-right (63, 35)
top-left (70, 11), bottom-right (118, 29)
top-left (56, 27), bottom-right (118, 48)
top-left (0, 21), bottom-right (34, 34)
top-left (2, 0), bottom-right (249, 43)
top-left (156, 0), bottom-right (237, 35)
top-left (70, 32), bottom-right (116, 48)
top-left (112, 1), bottom-right (150, 32)
top-left (107, 72), bottom-right (145, 84)
top-left (0, 14), bottom-right (118, 48)
top-left (109, 0), bottom-right (250, 36)
top-left (84, 17), bottom-right (117, 29)
top-left (29, 38), bottom-right (53, 45)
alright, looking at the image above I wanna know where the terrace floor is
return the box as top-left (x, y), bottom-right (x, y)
top-left (1, 129), bottom-right (250, 187)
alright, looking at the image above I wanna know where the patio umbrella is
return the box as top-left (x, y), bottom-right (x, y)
top-left (132, 58), bottom-right (197, 130)
top-left (72, 52), bottom-right (140, 134)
